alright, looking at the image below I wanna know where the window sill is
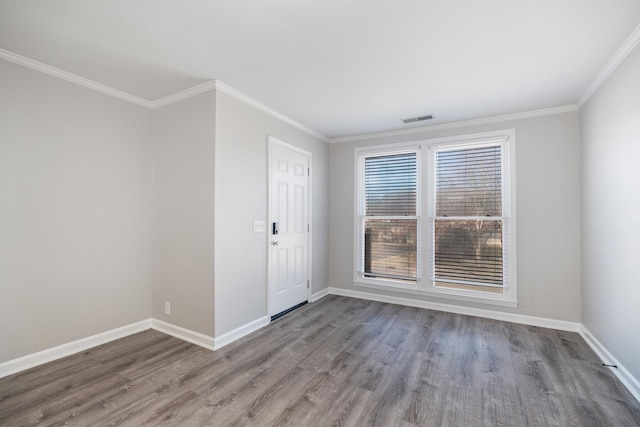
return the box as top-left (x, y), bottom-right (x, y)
top-left (353, 279), bottom-right (518, 308)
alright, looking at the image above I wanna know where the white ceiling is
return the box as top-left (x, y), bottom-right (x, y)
top-left (1, 1), bottom-right (639, 139)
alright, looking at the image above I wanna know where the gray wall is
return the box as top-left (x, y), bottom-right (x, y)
top-left (581, 44), bottom-right (640, 380)
top-left (12, 44), bottom-right (630, 376)
top-left (0, 59), bottom-right (329, 361)
top-left (214, 91), bottom-right (329, 336)
top-left (0, 59), bottom-right (153, 362)
top-left (329, 112), bottom-right (582, 321)
top-left (151, 91), bottom-right (216, 336)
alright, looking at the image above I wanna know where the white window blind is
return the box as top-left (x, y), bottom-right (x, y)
top-left (360, 151), bottom-right (418, 282)
top-left (432, 144), bottom-right (505, 292)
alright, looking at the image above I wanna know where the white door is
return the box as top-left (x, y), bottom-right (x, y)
top-left (269, 139), bottom-right (310, 317)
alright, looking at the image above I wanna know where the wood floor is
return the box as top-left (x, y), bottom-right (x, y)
top-left (1, 296), bottom-right (639, 426)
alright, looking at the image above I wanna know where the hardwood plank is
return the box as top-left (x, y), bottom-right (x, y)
top-left (1, 295), bottom-right (639, 426)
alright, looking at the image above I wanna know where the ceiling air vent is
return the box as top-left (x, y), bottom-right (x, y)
top-left (402, 114), bottom-right (435, 124)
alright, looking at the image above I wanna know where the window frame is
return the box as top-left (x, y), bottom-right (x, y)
top-left (353, 130), bottom-right (517, 307)
top-left (427, 131), bottom-right (516, 306)
top-left (354, 143), bottom-right (422, 289)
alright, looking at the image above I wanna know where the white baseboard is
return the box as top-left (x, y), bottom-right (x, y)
top-left (310, 287), bottom-right (330, 302)
top-left (213, 316), bottom-right (270, 350)
top-left (0, 316), bottom-right (268, 378)
top-left (0, 319), bottom-right (151, 379)
top-left (151, 319), bottom-right (215, 351)
top-left (3, 298), bottom-right (637, 406)
top-left (328, 287), bottom-right (582, 333)
top-left (580, 326), bottom-right (640, 403)
top-left (329, 287), bottom-right (640, 403)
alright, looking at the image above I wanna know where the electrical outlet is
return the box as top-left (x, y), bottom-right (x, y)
top-left (165, 301), bottom-right (171, 315)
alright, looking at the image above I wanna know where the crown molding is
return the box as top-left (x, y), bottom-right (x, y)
top-left (0, 48), bottom-right (154, 108)
top-left (150, 80), bottom-right (217, 109)
top-left (577, 24), bottom-right (640, 108)
top-left (151, 80), bottom-right (328, 141)
top-left (329, 105), bottom-right (578, 144)
top-left (0, 48), bottom-right (328, 142)
top-left (213, 81), bottom-right (328, 142)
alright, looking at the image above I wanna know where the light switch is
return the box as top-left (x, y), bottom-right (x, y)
top-left (253, 220), bottom-right (265, 233)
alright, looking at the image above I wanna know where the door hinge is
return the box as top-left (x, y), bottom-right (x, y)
top-left (307, 224), bottom-right (310, 232)
top-left (307, 280), bottom-right (310, 289)
top-left (307, 167), bottom-right (310, 176)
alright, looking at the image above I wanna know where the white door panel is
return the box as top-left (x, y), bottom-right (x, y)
top-left (269, 141), bottom-right (310, 316)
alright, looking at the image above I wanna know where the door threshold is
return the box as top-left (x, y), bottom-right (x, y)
top-left (270, 301), bottom-right (308, 322)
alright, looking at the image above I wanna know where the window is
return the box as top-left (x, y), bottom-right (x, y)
top-left (354, 131), bottom-right (516, 306)
top-left (356, 147), bottom-right (420, 284)
top-left (430, 142), bottom-right (510, 297)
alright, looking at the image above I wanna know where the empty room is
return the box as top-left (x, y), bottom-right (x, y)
top-left (1, 1), bottom-right (639, 426)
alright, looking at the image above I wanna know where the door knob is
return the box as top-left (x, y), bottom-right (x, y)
top-left (272, 240), bottom-right (280, 246)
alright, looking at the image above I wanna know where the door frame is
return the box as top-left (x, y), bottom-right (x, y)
top-left (267, 136), bottom-right (312, 318)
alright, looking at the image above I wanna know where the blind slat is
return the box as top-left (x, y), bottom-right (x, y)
top-left (365, 152), bottom-right (417, 217)
top-left (434, 144), bottom-right (503, 289)
top-left (364, 219), bottom-right (417, 281)
top-left (436, 145), bottom-right (501, 218)
top-left (362, 151), bottom-right (418, 282)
